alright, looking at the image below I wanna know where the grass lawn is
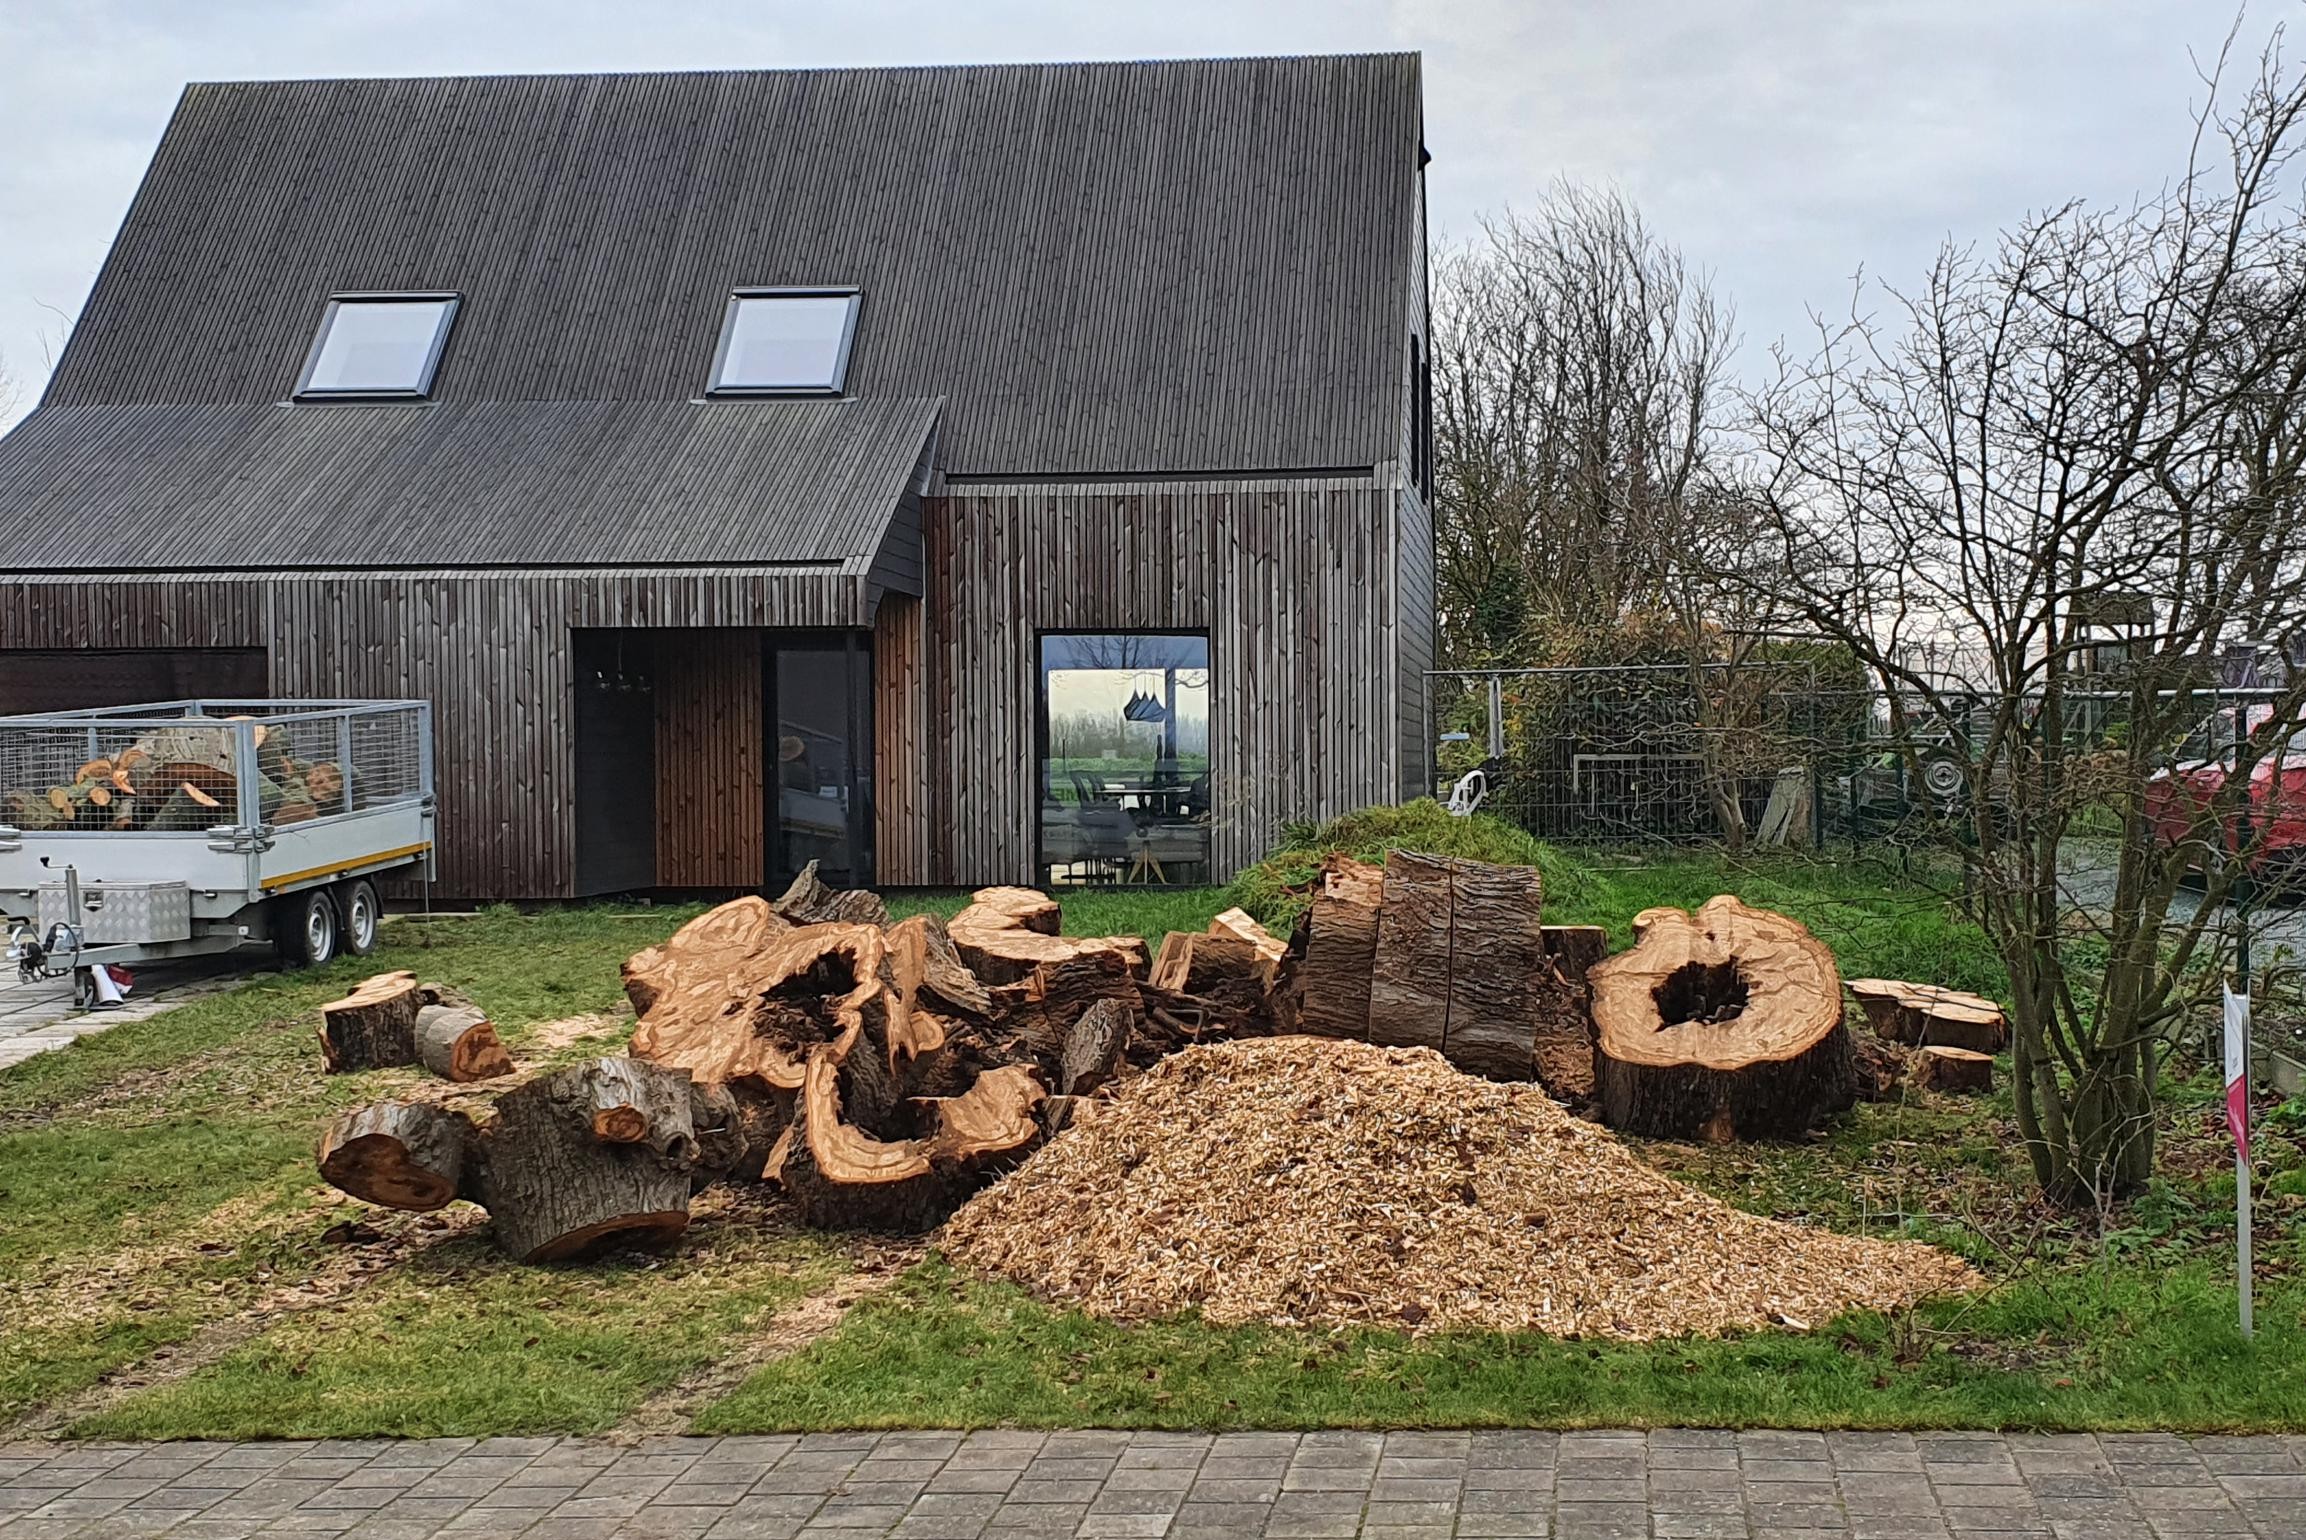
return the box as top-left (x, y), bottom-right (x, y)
top-left (4, 852), bottom-right (2300, 1439)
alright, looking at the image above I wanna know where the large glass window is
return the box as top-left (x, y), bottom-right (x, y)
top-left (1038, 633), bottom-right (1211, 886)
top-left (296, 294), bottom-right (459, 398)
top-left (710, 289), bottom-right (861, 394)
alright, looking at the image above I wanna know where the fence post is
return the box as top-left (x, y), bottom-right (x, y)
top-left (1486, 675), bottom-right (1504, 762)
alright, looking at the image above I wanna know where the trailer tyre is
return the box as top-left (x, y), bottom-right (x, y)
top-left (338, 878), bottom-right (381, 957)
top-left (276, 889), bottom-right (340, 968)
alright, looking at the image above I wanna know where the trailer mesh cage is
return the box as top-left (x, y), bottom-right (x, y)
top-left (0, 699), bottom-right (431, 834)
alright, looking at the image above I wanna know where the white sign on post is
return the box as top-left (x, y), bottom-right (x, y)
top-left (2225, 985), bottom-right (2253, 1339)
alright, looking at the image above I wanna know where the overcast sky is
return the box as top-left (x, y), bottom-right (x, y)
top-left (0, 1), bottom-right (2285, 427)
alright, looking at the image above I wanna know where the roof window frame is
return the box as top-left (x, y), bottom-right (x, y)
top-left (707, 286), bottom-right (863, 398)
top-left (293, 291), bottom-right (462, 402)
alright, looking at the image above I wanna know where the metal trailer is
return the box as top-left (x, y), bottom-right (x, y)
top-left (0, 699), bottom-right (434, 1002)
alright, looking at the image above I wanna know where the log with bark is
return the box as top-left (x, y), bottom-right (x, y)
top-left (1912, 1045), bottom-right (1995, 1094)
top-left (1591, 896), bottom-right (1856, 1141)
top-left (1287, 856), bottom-right (1386, 1039)
top-left (772, 859), bottom-right (890, 926)
top-left (1845, 979), bottom-right (2009, 1054)
top-left (415, 1004), bottom-right (514, 1081)
top-left (319, 973), bottom-right (491, 1074)
top-left (316, 1056), bottom-right (734, 1261)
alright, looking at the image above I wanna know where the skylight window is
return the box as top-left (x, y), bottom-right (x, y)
top-left (296, 294), bottom-right (459, 399)
top-left (709, 289), bottom-right (861, 395)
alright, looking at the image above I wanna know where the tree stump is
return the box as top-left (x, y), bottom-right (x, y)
top-left (1846, 979), bottom-right (2009, 1054)
top-left (1913, 1045), bottom-right (1995, 1094)
top-left (316, 1102), bottom-right (476, 1211)
top-left (415, 1004), bottom-right (514, 1081)
top-left (1592, 896), bottom-right (1855, 1141)
top-left (318, 971), bottom-right (423, 1071)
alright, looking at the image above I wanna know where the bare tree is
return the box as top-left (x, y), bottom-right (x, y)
top-left (1431, 184), bottom-right (1735, 661)
top-left (1747, 30), bottom-right (2306, 1204)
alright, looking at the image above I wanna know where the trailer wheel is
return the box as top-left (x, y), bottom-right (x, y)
top-left (338, 878), bottom-right (381, 957)
top-left (276, 889), bottom-right (340, 968)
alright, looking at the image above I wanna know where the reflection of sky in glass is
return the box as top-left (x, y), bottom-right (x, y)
top-left (1045, 669), bottom-right (1209, 749)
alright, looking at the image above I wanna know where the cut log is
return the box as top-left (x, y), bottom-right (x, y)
top-left (468, 1058), bottom-right (700, 1261)
top-left (947, 886), bottom-right (1148, 984)
top-left (585, 1055), bottom-right (700, 1155)
top-left (1291, 855), bottom-right (1386, 1040)
top-left (415, 1004), bottom-right (514, 1081)
top-left (1912, 1045), bottom-right (1995, 1094)
top-left (1851, 1034), bottom-right (1911, 1102)
top-left (1149, 931), bottom-right (1270, 995)
top-left (318, 971), bottom-right (424, 1071)
top-left (1058, 998), bottom-right (1132, 1096)
top-left (772, 859), bottom-right (890, 926)
top-left (1592, 896), bottom-right (1855, 1141)
top-left (1207, 907), bottom-right (1288, 971)
top-left (317, 1102), bottom-right (476, 1211)
top-left (1846, 979), bottom-right (2009, 1054)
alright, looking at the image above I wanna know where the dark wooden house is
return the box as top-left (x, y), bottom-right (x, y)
top-left (0, 54), bottom-right (1434, 898)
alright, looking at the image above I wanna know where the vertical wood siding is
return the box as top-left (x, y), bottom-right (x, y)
top-left (913, 484), bottom-right (1408, 885)
top-left (872, 594), bottom-right (930, 884)
top-left (651, 629), bottom-right (764, 887)
top-left (1, 570), bottom-right (859, 900)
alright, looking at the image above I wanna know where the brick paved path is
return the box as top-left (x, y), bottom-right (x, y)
top-left (3, 1429), bottom-right (2301, 1538)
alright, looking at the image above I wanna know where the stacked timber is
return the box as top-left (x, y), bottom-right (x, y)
top-left (1, 717), bottom-right (345, 832)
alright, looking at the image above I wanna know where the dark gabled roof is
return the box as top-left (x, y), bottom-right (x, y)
top-left (43, 54), bottom-right (1423, 479)
top-left (0, 397), bottom-right (939, 571)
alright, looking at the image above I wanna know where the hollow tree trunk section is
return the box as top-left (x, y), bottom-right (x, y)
top-left (1592, 896), bottom-right (1854, 1141)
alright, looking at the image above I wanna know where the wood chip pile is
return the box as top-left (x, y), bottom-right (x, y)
top-left (941, 1036), bottom-right (1979, 1339)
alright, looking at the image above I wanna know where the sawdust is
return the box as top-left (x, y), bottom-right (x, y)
top-left (940, 1037), bottom-right (1980, 1340)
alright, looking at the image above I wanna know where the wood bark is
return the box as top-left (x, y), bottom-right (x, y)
top-left (467, 1058), bottom-right (701, 1262)
top-left (1913, 1045), bottom-right (1995, 1094)
top-left (772, 859), bottom-right (890, 926)
top-left (316, 1102), bottom-right (476, 1211)
top-left (1058, 998), bottom-right (1132, 1096)
top-left (415, 1004), bottom-right (514, 1081)
top-left (1291, 856), bottom-right (1385, 1040)
top-left (1851, 1034), bottom-right (1911, 1102)
top-left (1845, 979), bottom-right (2009, 1054)
top-left (318, 971), bottom-right (423, 1071)
top-left (1591, 896), bottom-right (1855, 1141)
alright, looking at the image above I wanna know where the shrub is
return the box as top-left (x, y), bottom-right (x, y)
top-left (1224, 799), bottom-right (1595, 929)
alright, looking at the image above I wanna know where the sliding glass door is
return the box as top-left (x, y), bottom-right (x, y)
top-left (769, 633), bottom-right (872, 888)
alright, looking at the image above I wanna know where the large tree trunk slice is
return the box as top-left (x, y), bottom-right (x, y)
top-left (1592, 896), bottom-right (1854, 1141)
top-left (317, 1102), bottom-right (475, 1211)
top-left (629, 918), bottom-right (885, 1092)
top-left (1846, 979), bottom-right (2009, 1054)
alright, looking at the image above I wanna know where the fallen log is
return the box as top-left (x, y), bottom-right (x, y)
top-left (1591, 896), bottom-right (1855, 1141)
top-left (316, 1102), bottom-right (476, 1211)
top-left (1846, 979), bottom-right (2009, 1054)
top-left (415, 1004), bottom-right (514, 1082)
top-left (468, 1057), bottom-right (704, 1261)
top-left (1912, 1045), bottom-right (1995, 1094)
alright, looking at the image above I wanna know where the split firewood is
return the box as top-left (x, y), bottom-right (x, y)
top-left (415, 1004), bottom-right (514, 1081)
top-left (316, 1102), bottom-right (477, 1211)
top-left (1912, 1045), bottom-right (1994, 1094)
top-left (1287, 855), bottom-right (1386, 1040)
top-left (1150, 931), bottom-right (1269, 995)
top-left (318, 971), bottom-right (424, 1071)
top-left (1845, 979), bottom-right (2009, 1055)
top-left (1591, 896), bottom-right (1855, 1141)
top-left (771, 859), bottom-right (889, 926)
top-left (947, 886), bottom-right (1148, 984)
top-left (1206, 907), bottom-right (1287, 971)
